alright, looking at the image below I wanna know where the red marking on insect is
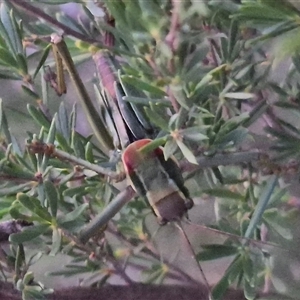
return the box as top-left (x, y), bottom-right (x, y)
top-left (122, 139), bottom-right (155, 173)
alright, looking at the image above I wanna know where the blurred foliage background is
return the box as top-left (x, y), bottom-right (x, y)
top-left (1, 0), bottom-right (300, 299)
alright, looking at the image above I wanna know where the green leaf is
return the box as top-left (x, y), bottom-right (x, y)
top-left (33, 45), bottom-right (51, 79)
top-left (293, 53), bottom-right (300, 76)
top-left (0, 98), bottom-right (12, 143)
top-left (57, 103), bottom-right (69, 141)
top-left (144, 107), bottom-right (169, 130)
top-left (197, 244), bottom-right (237, 261)
top-left (163, 138), bottom-right (177, 160)
top-left (27, 104), bottom-right (51, 129)
top-left (182, 127), bottom-right (208, 142)
top-left (44, 180), bottom-right (58, 218)
top-left (105, 1), bottom-right (127, 29)
top-left (243, 278), bottom-right (256, 300)
top-left (0, 47), bottom-right (17, 67)
top-left (58, 203), bottom-right (88, 224)
top-left (215, 128), bottom-right (248, 148)
top-left (21, 85), bottom-right (40, 100)
top-left (0, 71), bottom-right (20, 80)
top-left (46, 114), bottom-right (57, 144)
top-left (8, 9), bottom-right (23, 54)
top-left (56, 12), bottom-right (85, 35)
top-left (226, 255), bottom-right (243, 284)
top-left (142, 263), bottom-right (167, 285)
top-left (9, 206), bottom-right (31, 221)
top-left (228, 20), bottom-right (238, 61)
top-left (50, 227), bottom-right (61, 256)
top-left (244, 175), bottom-right (278, 239)
top-left (194, 73), bottom-right (213, 91)
top-left (176, 139), bottom-right (198, 164)
top-left (263, 210), bottom-right (293, 240)
top-left (27, 252), bottom-right (43, 266)
top-left (0, 3), bottom-right (20, 55)
top-left (212, 265), bottom-right (232, 300)
top-left (123, 96), bottom-right (170, 106)
top-left (242, 255), bottom-right (254, 283)
top-left (15, 244), bottom-right (25, 278)
top-left (85, 142), bottom-right (94, 163)
top-left (202, 188), bottom-right (244, 200)
top-left (17, 193), bottom-right (52, 222)
top-left (71, 132), bottom-right (85, 159)
top-left (0, 182), bottom-right (33, 197)
top-left (223, 92), bottom-right (254, 100)
top-left (63, 184), bottom-right (92, 198)
top-left (9, 224), bottom-right (50, 244)
top-left (16, 53), bottom-right (28, 75)
top-left (22, 286), bottom-right (45, 300)
top-left (236, 2), bottom-right (297, 22)
top-left (121, 75), bottom-right (166, 97)
top-left (268, 82), bottom-right (289, 96)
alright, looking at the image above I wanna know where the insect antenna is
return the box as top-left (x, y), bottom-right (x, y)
top-left (175, 220), bottom-right (212, 300)
top-left (143, 215), bottom-right (202, 286)
top-left (184, 219), bottom-right (294, 255)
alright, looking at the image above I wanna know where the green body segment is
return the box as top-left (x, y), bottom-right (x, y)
top-left (122, 139), bottom-right (193, 224)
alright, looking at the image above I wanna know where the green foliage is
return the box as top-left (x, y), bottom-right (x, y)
top-left (0, 1), bottom-right (300, 300)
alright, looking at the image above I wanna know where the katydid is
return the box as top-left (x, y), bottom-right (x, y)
top-left (122, 139), bottom-right (193, 224)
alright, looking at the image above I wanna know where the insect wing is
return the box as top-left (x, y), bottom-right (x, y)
top-left (142, 216), bottom-right (212, 291)
top-left (115, 82), bottom-right (148, 141)
top-left (118, 71), bottom-right (155, 135)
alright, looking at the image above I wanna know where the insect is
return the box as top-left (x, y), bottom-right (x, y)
top-left (122, 139), bottom-right (194, 225)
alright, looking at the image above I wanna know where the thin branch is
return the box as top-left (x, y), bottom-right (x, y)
top-left (106, 224), bottom-right (200, 286)
top-left (165, 0), bottom-right (181, 53)
top-left (51, 34), bottom-right (115, 155)
top-left (180, 151), bottom-right (263, 172)
top-left (54, 148), bottom-right (119, 179)
top-left (9, 0), bottom-right (142, 58)
top-left (0, 281), bottom-right (255, 300)
top-left (0, 281), bottom-right (284, 300)
top-left (61, 229), bottom-right (133, 285)
top-left (28, 140), bottom-right (263, 180)
top-left (27, 141), bottom-right (120, 179)
top-left (10, 0), bottom-right (103, 46)
top-left (79, 186), bottom-right (136, 244)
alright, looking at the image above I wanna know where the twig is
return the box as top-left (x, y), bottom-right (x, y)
top-left (9, 0), bottom-right (142, 58)
top-left (79, 186), bottom-right (136, 244)
top-left (167, 87), bottom-right (180, 113)
top-left (0, 281), bottom-right (253, 300)
top-left (180, 151), bottom-right (263, 172)
top-left (27, 141), bottom-right (120, 179)
top-left (105, 243), bottom-right (134, 285)
top-left (59, 229), bottom-right (133, 285)
top-left (165, 0), bottom-right (180, 53)
top-left (106, 224), bottom-right (200, 286)
top-left (51, 34), bottom-right (115, 155)
top-left (28, 140), bottom-right (263, 181)
top-left (10, 0), bottom-right (102, 46)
